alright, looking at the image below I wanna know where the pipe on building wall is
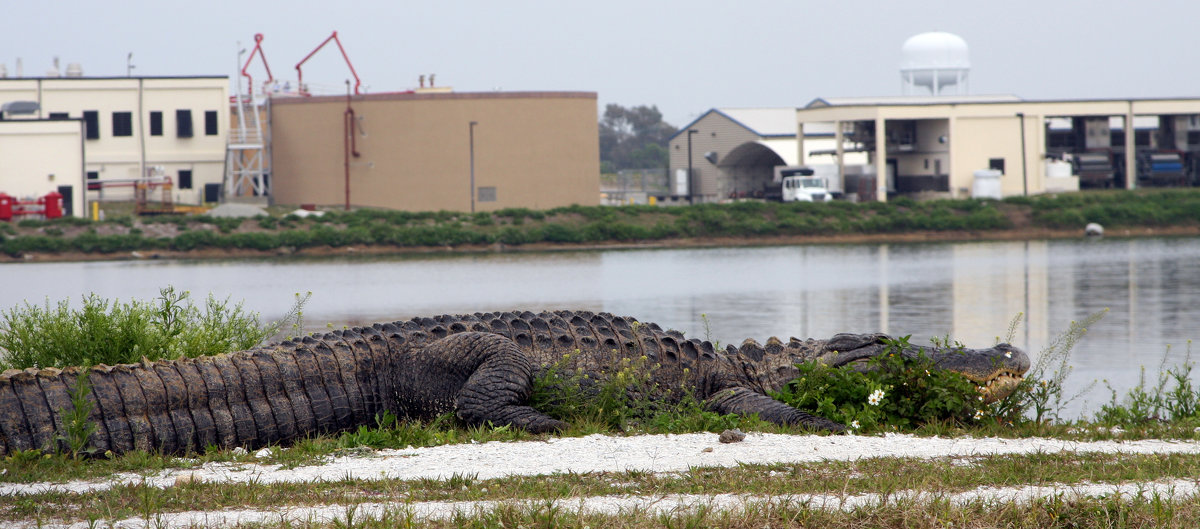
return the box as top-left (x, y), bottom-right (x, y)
top-left (138, 78), bottom-right (146, 185)
top-left (343, 82), bottom-right (360, 211)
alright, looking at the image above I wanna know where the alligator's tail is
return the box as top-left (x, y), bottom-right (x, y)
top-left (0, 328), bottom-right (391, 456)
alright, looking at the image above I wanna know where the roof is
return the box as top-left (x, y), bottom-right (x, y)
top-left (271, 90), bottom-right (597, 105)
top-left (668, 107), bottom-right (798, 141)
top-left (806, 95), bottom-right (1022, 108)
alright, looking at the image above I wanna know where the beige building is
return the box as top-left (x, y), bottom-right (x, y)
top-left (796, 96), bottom-right (1200, 201)
top-left (269, 91), bottom-right (599, 212)
top-left (0, 75), bottom-right (230, 210)
top-left (0, 118), bottom-right (84, 216)
top-left (666, 108), bottom-right (867, 203)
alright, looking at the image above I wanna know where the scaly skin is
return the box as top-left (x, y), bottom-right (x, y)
top-left (0, 310), bottom-right (1029, 455)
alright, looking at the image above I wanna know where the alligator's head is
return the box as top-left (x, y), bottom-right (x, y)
top-left (818, 333), bottom-right (1031, 402)
top-left (743, 333), bottom-right (1030, 402)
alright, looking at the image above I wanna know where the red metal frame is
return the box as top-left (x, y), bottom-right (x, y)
top-left (241, 33), bottom-right (274, 97)
top-left (296, 31), bottom-right (362, 96)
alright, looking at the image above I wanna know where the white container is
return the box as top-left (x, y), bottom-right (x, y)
top-left (972, 169), bottom-right (1003, 200)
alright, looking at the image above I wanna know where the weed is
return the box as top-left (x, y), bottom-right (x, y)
top-left (54, 368), bottom-right (98, 459)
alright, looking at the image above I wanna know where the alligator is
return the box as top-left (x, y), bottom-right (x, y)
top-left (0, 310), bottom-right (1029, 456)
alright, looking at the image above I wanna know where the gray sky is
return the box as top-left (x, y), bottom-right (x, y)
top-left (5, 0), bottom-right (1198, 127)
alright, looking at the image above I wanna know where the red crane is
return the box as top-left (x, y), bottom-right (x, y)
top-left (241, 33), bottom-right (274, 96)
top-left (295, 31), bottom-right (362, 96)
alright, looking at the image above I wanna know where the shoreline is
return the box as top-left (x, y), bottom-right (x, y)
top-left (5, 225), bottom-right (1200, 264)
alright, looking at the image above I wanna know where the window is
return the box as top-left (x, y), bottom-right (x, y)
top-left (178, 170), bottom-right (193, 190)
top-left (204, 110), bottom-right (218, 135)
top-left (477, 186), bottom-right (497, 202)
top-left (176, 109), bottom-right (193, 138)
top-left (149, 111), bottom-right (163, 136)
top-left (83, 111), bottom-right (99, 140)
top-left (87, 171), bottom-right (100, 190)
top-left (48, 112), bottom-right (69, 120)
top-left (112, 112), bottom-right (133, 137)
top-left (989, 158), bottom-right (1005, 173)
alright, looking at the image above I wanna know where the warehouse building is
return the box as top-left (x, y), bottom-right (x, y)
top-left (797, 96), bottom-right (1200, 201)
top-left (269, 91), bottom-right (599, 212)
top-left (665, 108), bottom-right (868, 203)
top-left (0, 74), bottom-right (229, 214)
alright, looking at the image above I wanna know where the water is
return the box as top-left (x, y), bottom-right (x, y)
top-left (3, 236), bottom-right (1199, 418)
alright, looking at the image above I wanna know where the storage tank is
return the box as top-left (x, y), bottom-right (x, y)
top-left (900, 32), bottom-right (970, 96)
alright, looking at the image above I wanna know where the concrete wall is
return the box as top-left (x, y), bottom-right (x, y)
top-left (0, 77), bottom-right (229, 206)
top-left (269, 91), bottom-right (599, 211)
top-left (0, 119), bottom-right (85, 216)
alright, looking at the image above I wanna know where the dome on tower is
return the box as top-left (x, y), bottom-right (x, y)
top-left (900, 32), bottom-right (970, 96)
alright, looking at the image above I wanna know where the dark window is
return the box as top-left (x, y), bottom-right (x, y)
top-left (989, 158), bottom-right (1006, 173)
top-left (150, 111), bottom-right (163, 136)
top-left (178, 170), bottom-right (193, 190)
top-left (83, 111), bottom-right (99, 139)
top-left (112, 112), bottom-right (133, 137)
top-left (176, 109), bottom-right (193, 138)
top-left (87, 171), bottom-right (100, 190)
top-left (204, 110), bottom-right (218, 135)
top-left (48, 112), bottom-right (69, 120)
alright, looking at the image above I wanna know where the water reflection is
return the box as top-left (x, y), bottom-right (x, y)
top-left (2, 236), bottom-right (1198, 417)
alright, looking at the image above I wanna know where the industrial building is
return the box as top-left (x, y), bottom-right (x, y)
top-left (796, 96), bottom-right (1200, 201)
top-left (0, 74), bottom-right (229, 215)
top-left (671, 32), bottom-right (1200, 203)
top-left (665, 108), bottom-right (868, 203)
top-left (269, 91), bottom-right (600, 212)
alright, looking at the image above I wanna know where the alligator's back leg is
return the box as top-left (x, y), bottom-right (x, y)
top-left (704, 386), bottom-right (845, 432)
top-left (417, 332), bottom-right (567, 434)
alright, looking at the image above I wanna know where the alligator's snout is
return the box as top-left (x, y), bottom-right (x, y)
top-left (826, 337), bottom-right (1031, 402)
top-left (928, 342), bottom-right (1030, 402)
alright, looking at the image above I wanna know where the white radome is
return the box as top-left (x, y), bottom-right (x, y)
top-left (900, 32), bottom-right (970, 93)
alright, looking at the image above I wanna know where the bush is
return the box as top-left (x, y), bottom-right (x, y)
top-left (774, 336), bottom-right (981, 432)
top-left (0, 287), bottom-right (303, 369)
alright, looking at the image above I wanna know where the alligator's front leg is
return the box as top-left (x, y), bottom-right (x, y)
top-left (704, 386), bottom-right (846, 432)
top-left (404, 332), bottom-right (567, 433)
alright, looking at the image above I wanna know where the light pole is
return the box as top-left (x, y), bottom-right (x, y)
top-left (686, 129), bottom-right (699, 204)
top-left (469, 121), bottom-right (478, 213)
top-left (1016, 112), bottom-right (1028, 196)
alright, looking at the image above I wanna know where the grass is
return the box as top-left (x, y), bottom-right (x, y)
top-left (3, 188), bottom-right (1200, 258)
top-left (6, 451), bottom-right (1200, 526)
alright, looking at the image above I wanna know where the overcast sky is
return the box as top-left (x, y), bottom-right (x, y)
top-left (5, 0), bottom-right (1198, 127)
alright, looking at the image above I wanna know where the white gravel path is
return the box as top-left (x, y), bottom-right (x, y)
top-left (12, 478), bottom-right (1200, 528)
top-left (6, 432), bottom-right (1200, 497)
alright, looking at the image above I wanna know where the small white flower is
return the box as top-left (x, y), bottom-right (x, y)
top-left (868, 389), bottom-right (886, 406)
top-left (973, 409), bottom-right (984, 420)
top-left (1004, 351), bottom-right (1013, 359)
top-left (850, 420), bottom-right (861, 429)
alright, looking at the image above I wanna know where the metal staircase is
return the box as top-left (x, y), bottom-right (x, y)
top-left (225, 95), bottom-right (270, 197)
top-left (224, 33), bottom-right (272, 200)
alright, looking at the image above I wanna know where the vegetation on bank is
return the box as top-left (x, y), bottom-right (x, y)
top-left (2, 188), bottom-right (1199, 258)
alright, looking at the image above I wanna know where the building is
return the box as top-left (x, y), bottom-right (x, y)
top-left (269, 91), bottom-right (599, 212)
top-left (0, 75), bottom-right (230, 213)
top-left (666, 108), bottom-right (867, 203)
top-left (0, 117), bottom-right (84, 216)
top-left (796, 96), bottom-right (1200, 201)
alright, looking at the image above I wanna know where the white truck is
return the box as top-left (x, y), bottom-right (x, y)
top-left (780, 172), bottom-right (832, 202)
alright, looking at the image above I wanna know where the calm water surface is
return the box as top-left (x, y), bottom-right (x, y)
top-left (3, 236), bottom-right (1199, 418)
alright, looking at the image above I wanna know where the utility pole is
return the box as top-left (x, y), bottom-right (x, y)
top-left (469, 121), bottom-right (478, 213)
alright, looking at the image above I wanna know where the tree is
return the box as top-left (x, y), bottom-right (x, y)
top-left (599, 104), bottom-right (676, 172)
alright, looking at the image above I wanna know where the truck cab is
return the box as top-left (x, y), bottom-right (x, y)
top-left (781, 175), bottom-right (831, 202)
